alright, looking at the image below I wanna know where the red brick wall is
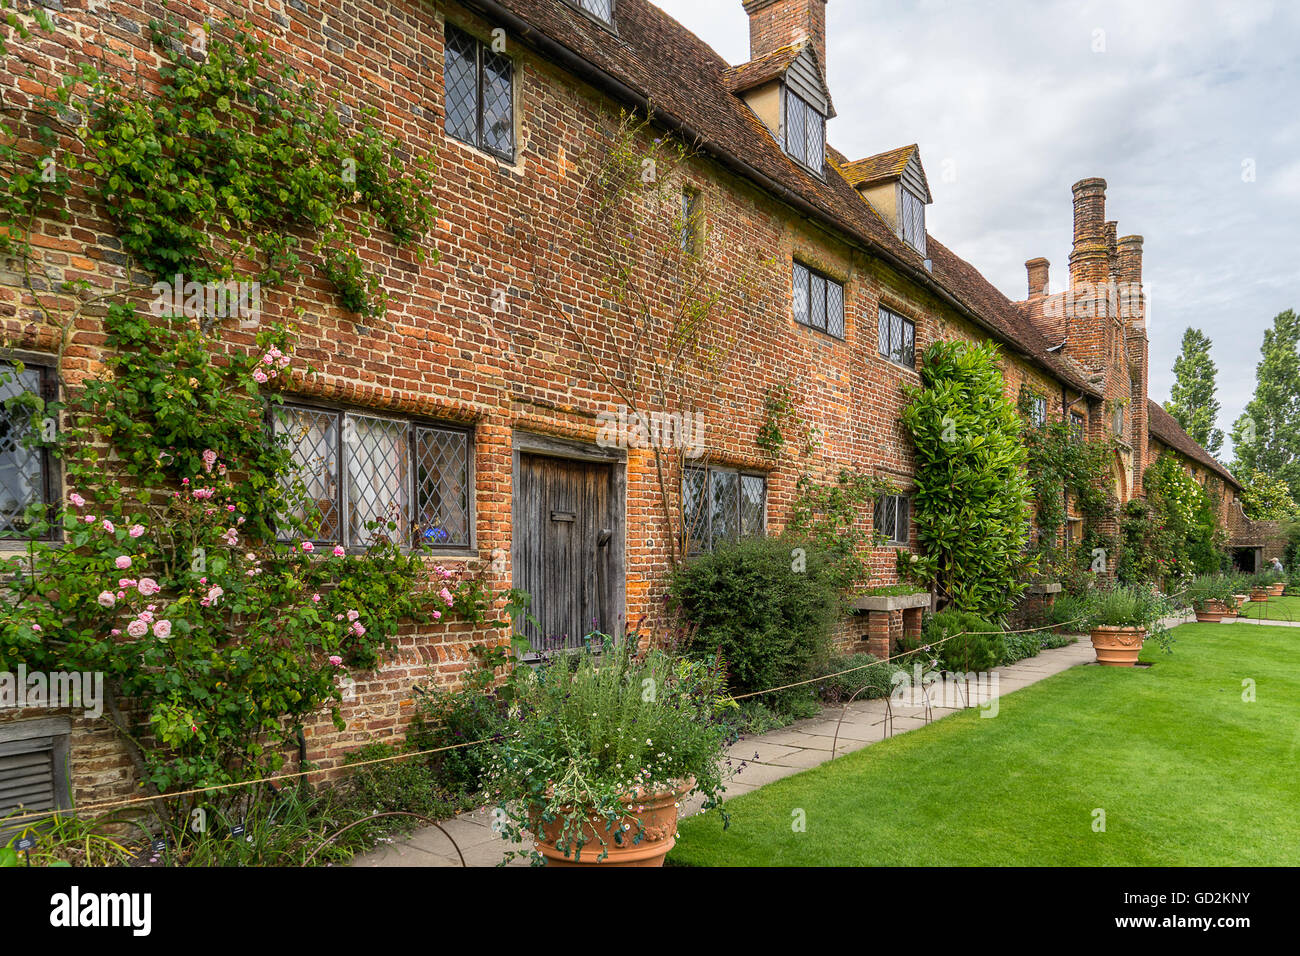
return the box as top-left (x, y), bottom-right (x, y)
top-left (0, 0), bottom-right (1146, 803)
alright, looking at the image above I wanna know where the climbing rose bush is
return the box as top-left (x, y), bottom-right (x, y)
top-left (0, 305), bottom-right (489, 799)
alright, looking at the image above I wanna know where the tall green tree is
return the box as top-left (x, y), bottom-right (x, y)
top-left (1231, 309), bottom-right (1300, 498)
top-left (1164, 327), bottom-right (1224, 455)
top-left (1238, 470), bottom-right (1297, 521)
top-left (900, 341), bottom-right (1034, 619)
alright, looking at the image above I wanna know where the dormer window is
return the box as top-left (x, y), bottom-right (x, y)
top-left (900, 187), bottom-right (926, 255)
top-left (783, 88), bottom-right (825, 173)
top-left (569, 0), bottom-right (614, 26)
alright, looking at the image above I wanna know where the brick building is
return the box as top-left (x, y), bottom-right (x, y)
top-left (0, 0), bottom-right (1236, 811)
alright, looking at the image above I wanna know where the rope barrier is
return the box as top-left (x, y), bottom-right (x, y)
top-left (0, 588), bottom-right (1204, 832)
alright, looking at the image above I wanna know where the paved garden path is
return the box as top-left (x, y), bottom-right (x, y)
top-left (351, 632), bottom-right (1117, 868)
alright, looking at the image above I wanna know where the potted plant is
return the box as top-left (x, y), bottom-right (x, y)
top-left (1084, 586), bottom-right (1174, 667)
top-left (1249, 571), bottom-right (1274, 602)
top-left (489, 636), bottom-right (735, 866)
top-left (1190, 574), bottom-right (1233, 622)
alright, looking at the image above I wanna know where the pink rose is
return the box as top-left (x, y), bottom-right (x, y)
top-left (110, 628), bottom-right (121, 637)
top-left (115, 555), bottom-right (132, 570)
top-left (84, 515), bottom-right (95, 524)
top-left (439, 587), bottom-right (454, 607)
top-left (128, 524), bottom-right (145, 538)
top-left (346, 609), bottom-right (359, 622)
top-left (332, 545), bottom-right (345, 557)
top-left (206, 586), bottom-right (224, 604)
top-left (69, 493), bottom-right (86, 508)
top-left (139, 610), bottom-right (154, 624)
top-left (126, 619), bottom-right (148, 638)
top-left (301, 541), bottom-right (314, 553)
top-left (312, 593), bottom-right (321, 603)
top-left (32, 624), bottom-right (41, 633)
top-left (153, 620), bottom-right (172, 640)
top-left (97, 591), bottom-right (116, 608)
top-left (252, 369), bottom-right (268, 384)
top-left (102, 519), bottom-right (115, 533)
top-left (351, 622), bottom-right (366, 637)
top-left (329, 655), bottom-right (343, 667)
top-left (137, 578), bottom-right (160, 597)
top-left (202, 449), bottom-right (217, 473)
top-left (432, 609), bottom-right (442, 620)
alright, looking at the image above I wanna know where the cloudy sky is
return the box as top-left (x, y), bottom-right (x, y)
top-left (652, 0), bottom-right (1300, 459)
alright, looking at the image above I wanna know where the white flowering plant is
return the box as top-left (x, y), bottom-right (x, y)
top-left (488, 636), bottom-right (737, 864)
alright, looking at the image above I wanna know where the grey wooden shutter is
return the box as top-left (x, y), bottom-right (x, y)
top-left (0, 718), bottom-right (71, 837)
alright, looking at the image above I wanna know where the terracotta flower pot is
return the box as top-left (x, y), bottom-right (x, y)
top-left (1090, 625), bottom-right (1147, 667)
top-left (1195, 599), bottom-right (1228, 623)
top-left (1250, 588), bottom-right (1271, 602)
top-left (1233, 594), bottom-right (1249, 610)
top-left (1268, 583), bottom-right (1286, 597)
top-left (531, 778), bottom-right (693, 867)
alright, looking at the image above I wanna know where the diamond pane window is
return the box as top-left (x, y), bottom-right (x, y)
top-left (574, 0), bottom-right (614, 24)
top-left (793, 262), bottom-right (845, 340)
top-left (444, 25), bottom-right (514, 161)
top-left (878, 306), bottom-right (916, 369)
top-left (275, 403), bottom-right (472, 551)
top-left (900, 188), bottom-right (927, 255)
top-left (275, 405), bottom-right (342, 542)
top-left (348, 415), bottom-right (410, 547)
top-left (740, 475), bottom-right (766, 538)
top-left (805, 108), bottom-right (825, 171)
top-left (0, 361), bottom-right (55, 539)
top-left (684, 467), bottom-right (765, 554)
top-left (415, 426), bottom-right (470, 547)
top-left (875, 494), bottom-right (910, 545)
top-left (785, 91), bottom-right (808, 165)
top-left (809, 273), bottom-right (827, 331)
top-left (683, 466), bottom-right (709, 556)
top-left (826, 280), bottom-right (845, 338)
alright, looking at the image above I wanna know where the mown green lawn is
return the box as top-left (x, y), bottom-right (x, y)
top-left (1237, 594), bottom-right (1300, 622)
top-left (670, 623), bottom-right (1300, 866)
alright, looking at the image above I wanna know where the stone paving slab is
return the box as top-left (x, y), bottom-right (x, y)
top-left (350, 636), bottom-right (1096, 867)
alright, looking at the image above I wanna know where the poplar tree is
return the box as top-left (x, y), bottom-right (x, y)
top-left (1164, 327), bottom-right (1224, 455)
top-left (1231, 309), bottom-right (1300, 498)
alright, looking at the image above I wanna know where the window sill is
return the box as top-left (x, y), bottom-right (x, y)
top-left (444, 134), bottom-right (523, 175)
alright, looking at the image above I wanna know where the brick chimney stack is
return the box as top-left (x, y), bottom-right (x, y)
top-left (742, 0), bottom-right (827, 76)
top-left (1117, 234), bottom-right (1145, 324)
top-left (1069, 177), bottom-right (1109, 288)
top-left (1026, 258), bottom-right (1049, 299)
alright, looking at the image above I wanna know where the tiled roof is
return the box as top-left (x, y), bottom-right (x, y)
top-left (1147, 401), bottom-right (1241, 489)
top-left (482, 0), bottom-right (1102, 397)
top-left (723, 44), bottom-right (803, 94)
top-left (838, 145), bottom-right (917, 189)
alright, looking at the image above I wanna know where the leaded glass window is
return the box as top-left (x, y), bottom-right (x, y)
top-left (0, 361), bottom-right (56, 539)
top-left (572, 0), bottom-right (614, 24)
top-left (900, 188), bottom-right (927, 255)
top-left (684, 466), bottom-right (766, 555)
top-left (875, 494), bottom-right (911, 546)
top-left (793, 262), bottom-right (845, 340)
top-left (274, 403), bottom-right (472, 551)
top-left (783, 89), bottom-right (824, 171)
top-left (878, 306), bottom-right (916, 368)
top-left (444, 25), bottom-right (514, 161)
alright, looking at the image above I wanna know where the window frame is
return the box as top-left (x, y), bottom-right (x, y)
top-left (1029, 394), bottom-right (1048, 428)
top-left (874, 493), bottom-right (912, 547)
top-left (683, 465), bottom-right (767, 556)
top-left (782, 86), bottom-right (826, 174)
top-left (792, 261), bottom-right (845, 339)
top-left (899, 186), bottom-right (927, 256)
top-left (0, 717), bottom-right (71, 839)
top-left (877, 306), bottom-right (917, 369)
top-left (0, 359), bottom-right (59, 542)
top-left (1070, 411), bottom-right (1086, 440)
top-left (564, 0), bottom-right (616, 28)
top-left (443, 23), bottom-right (516, 162)
top-left (271, 399), bottom-right (475, 554)
top-left (680, 187), bottom-right (702, 257)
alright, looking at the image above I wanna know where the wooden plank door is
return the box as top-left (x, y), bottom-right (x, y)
top-left (515, 453), bottom-right (614, 653)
